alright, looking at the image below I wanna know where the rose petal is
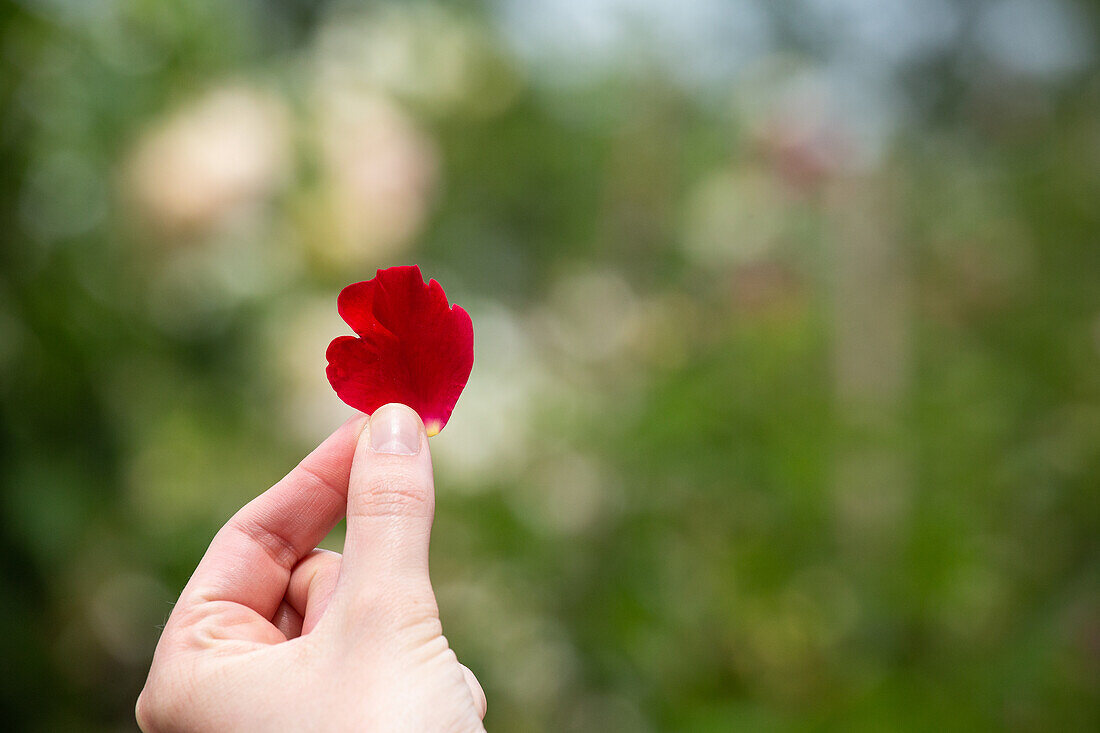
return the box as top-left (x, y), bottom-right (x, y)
top-left (326, 266), bottom-right (473, 435)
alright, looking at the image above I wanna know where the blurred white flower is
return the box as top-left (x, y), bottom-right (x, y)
top-left (735, 61), bottom-right (901, 174)
top-left (312, 90), bottom-right (438, 264)
top-left (431, 301), bottom-right (553, 488)
top-left (266, 294), bottom-right (359, 445)
top-left (682, 168), bottom-right (785, 267)
top-left (144, 220), bottom-right (303, 337)
top-left (536, 270), bottom-right (644, 366)
top-left (511, 450), bottom-right (619, 536)
top-left (314, 3), bottom-right (521, 117)
top-left (126, 85), bottom-right (289, 235)
top-left (756, 109), bottom-right (851, 193)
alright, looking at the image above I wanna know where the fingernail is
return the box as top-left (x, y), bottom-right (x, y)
top-left (369, 404), bottom-right (422, 455)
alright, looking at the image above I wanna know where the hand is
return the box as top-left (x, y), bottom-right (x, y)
top-left (136, 404), bottom-right (487, 732)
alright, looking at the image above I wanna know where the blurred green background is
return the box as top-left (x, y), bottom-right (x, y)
top-left (2, 0), bottom-right (1099, 730)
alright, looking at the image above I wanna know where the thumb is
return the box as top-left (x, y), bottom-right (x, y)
top-left (337, 403), bottom-right (437, 610)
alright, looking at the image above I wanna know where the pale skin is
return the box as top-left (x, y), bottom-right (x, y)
top-left (136, 403), bottom-right (487, 732)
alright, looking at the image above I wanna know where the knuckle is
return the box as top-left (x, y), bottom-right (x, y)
top-left (335, 579), bottom-right (439, 635)
top-left (312, 558), bottom-right (342, 588)
top-left (351, 472), bottom-right (432, 518)
top-left (134, 690), bottom-right (153, 732)
top-left (225, 513), bottom-right (299, 570)
top-left (390, 614), bottom-right (446, 657)
top-left (135, 678), bottom-right (184, 733)
top-left (387, 588), bottom-right (444, 643)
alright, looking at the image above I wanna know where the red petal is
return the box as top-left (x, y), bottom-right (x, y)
top-left (326, 266), bottom-right (473, 435)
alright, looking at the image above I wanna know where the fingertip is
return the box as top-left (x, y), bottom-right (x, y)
top-left (272, 600), bottom-right (304, 640)
top-left (345, 411), bottom-right (370, 439)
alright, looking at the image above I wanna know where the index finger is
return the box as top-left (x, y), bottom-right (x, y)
top-left (177, 414), bottom-right (366, 620)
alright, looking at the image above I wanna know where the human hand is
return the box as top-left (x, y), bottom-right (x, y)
top-left (136, 404), bottom-right (487, 732)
